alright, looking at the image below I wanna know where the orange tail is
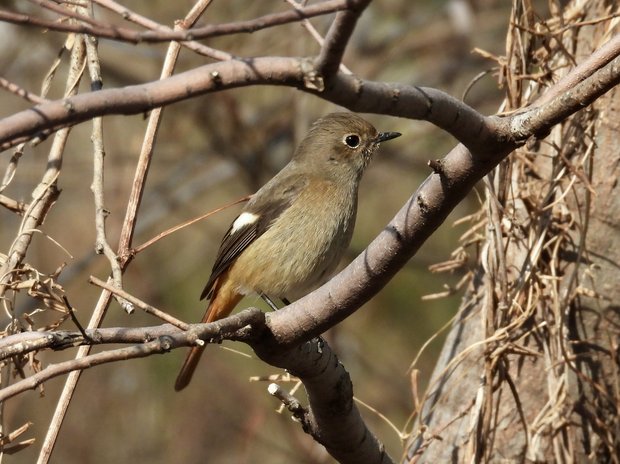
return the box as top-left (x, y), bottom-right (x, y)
top-left (174, 282), bottom-right (242, 391)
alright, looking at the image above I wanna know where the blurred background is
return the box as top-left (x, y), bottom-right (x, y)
top-left (0, 0), bottom-right (513, 462)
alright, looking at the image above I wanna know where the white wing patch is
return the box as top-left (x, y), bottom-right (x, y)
top-left (231, 212), bottom-right (259, 233)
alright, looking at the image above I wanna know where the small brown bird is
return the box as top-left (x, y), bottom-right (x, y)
top-left (175, 112), bottom-right (400, 391)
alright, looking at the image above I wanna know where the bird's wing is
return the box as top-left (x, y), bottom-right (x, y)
top-left (200, 172), bottom-right (308, 300)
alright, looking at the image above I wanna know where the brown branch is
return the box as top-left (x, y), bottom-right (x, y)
top-left (533, 32), bottom-right (620, 107)
top-left (1, 48), bottom-right (617, 179)
top-left (0, 309), bottom-right (261, 362)
top-left (0, 76), bottom-right (48, 105)
top-left (0, 57), bottom-right (490, 154)
top-left (27, 0), bottom-right (104, 28)
top-left (0, 308), bottom-right (265, 403)
top-left (254, 337), bottom-right (394, 464)
top-left (0, 36), bottom-right (85, 299)
top-left (0, 309), bottom-right (392, 464)
top-left (36, 4), bottom-right (217, 463)
top-left (34, 7), bottom-right (110, 463)
top-left (314, 0), bottom-right (371, 77)
top-left (505, 53), bottom-right (620, 140)
top-left (132, 195), bottom-right (250, 255)
top-left (91, 0), bottom-right (230, 61)
top-left (263, 50), bottom-right (620, 346)
top-left (86, 32), bottom-right (130, 313)
top-left (0, 194), bottom-right (27, 214)
top-left (115, 7), bottom-right (218, 266)
top-left (88, 276), bottom-right (189, 329)
top-left (284, 0), bottom-right (352, 74)
top-left (0, 0), bottom-right (350, 44)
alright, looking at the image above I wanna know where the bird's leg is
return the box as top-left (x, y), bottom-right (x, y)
top-left (260, 293), bottom-right (280, 311)
top-left (259, 295), bottom-right (292, 311)
top-left (261, 296), bottom-right (324, 354)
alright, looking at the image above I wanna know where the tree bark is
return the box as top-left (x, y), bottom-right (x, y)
top-left (408, 1), bottom-right (620, 462)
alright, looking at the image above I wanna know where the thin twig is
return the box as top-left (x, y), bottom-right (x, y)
top-left (0, 145), bottom-right (24, 193)
top-left (268, 383), bottom-right (308, 423)
top-left (2, 33), bottom-right (85, 464)
top-left (284, 0), bottom-right (352, 74)
top-left (0, 308), bottom-right (265, 403)
top-left (27, 0), bottom-right (104, 28)
top-left (32, 12), bottom-right (90, 464)
top-left (0, 194), bottom-right (27, 214)
top-left (88, 276), bottom-right (189, 329)
top-left (0, 0), bottom-right (350, 44)
top-left (0, 76), bottom-right (49, 105)
top-left (91, 0), bottom-right (230, 61)
top-left (116, 8), bottom-right (209, 264)
top-left (132, 195), bottom-right (250, 255)
top-left (0, 36), bottom-right (85, 302)
top-left (85, 31), bottom-right (131, 313)
top-left (36, 3), bottom-right (215, 463)
top-left (62, 296), bottom-right (90, 342)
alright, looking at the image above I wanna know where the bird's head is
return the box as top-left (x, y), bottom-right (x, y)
top-left (293, 112), bottom-right (401, 182)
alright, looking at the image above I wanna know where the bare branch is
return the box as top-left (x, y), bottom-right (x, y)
top-left (0, 57), bottom-right (488, 153)
top-left (34, 8), bottom-right (101, 463)
top-left (86, 31), bottom-right (130, 313)
top-left (0, 194), bottom-right (26, 214)
top-left (505, 53), bottom-right (620, 140)
top-left (92, 0), bottom-right (230, 61)
top-left (253, 336), bottom-right (394, 464)
top-left (284, 0), bottom-right (352, 74)
top-left (0, 36), bottom-right (85, 299)
top-left (132, 195), bottom-right (250, 255)
top-left (0, 76), bottom-right (48, 105)
top-left (115, 9), bottom-right (213, 264)
top-left (534, 33), bottom-right (620, 107)
top-left (0, 47), bottom-right (616, 199)
top-left (314, 0), bottom-right (371, 77)
top-left (0, 5), bottom-right (618, 462)
top-left (37, 3), bottom-right (217, 463)
top-left (88, 276), bottom-right (189, 329)
top-left (0, 0), bottom-right (350, 44)
top-left (264, 50), bottom-right (620, 346)
top-left (0, 307), bottom-right (265, 403)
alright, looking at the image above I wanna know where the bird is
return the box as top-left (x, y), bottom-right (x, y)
top-left (174, 112), bottom-right (401, 391)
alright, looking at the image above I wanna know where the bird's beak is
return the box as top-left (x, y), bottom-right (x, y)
top-left (376, 131), bottom-right (401, 143)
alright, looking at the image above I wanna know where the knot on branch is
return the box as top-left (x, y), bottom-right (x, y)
top-left (300, 59), bottom-right (325, 92)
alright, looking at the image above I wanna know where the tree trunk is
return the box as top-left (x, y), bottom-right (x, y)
top-left (407, 1), bottom-right (620, 462)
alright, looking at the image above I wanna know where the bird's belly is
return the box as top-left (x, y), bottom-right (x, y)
top-left (228, 207), bottom-right (354, 300)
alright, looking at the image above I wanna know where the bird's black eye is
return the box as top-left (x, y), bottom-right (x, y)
top-left (344, 134), bottom-right (360, 148)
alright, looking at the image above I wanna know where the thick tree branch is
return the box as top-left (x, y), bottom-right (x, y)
top-left (0, 57), bottom-right (490, 153)
top-left (504, 53), bottom-right (620, 140)
top-left (0, 313), bottom-right (391, 464)
top-left (1, 44), bottom-right (614, 452)
top-left (264, 49), bottom-right (620, 346)
top-left (254, 337), bottom-right (394, 464)
top-left (0, 3), bottom-right (618, 458)
top-left (2, 42), bottom-right (617, 158)
top-left (534, 33), bottom-right (620, 107)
